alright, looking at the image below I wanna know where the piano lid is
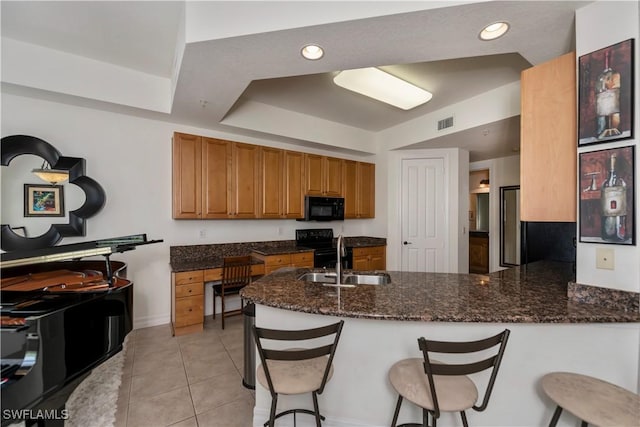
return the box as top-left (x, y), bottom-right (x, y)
top-left (0, 234), bottom-right (163, 269)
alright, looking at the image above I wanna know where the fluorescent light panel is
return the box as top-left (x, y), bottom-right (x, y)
top-left (333, 67), bottom-right (432, 110)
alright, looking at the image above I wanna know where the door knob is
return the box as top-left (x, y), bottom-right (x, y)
top-left (403, 241), bottom-right (412, 245)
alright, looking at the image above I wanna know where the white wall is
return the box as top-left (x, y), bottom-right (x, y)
top-left (575, 1), bottom-right (640, 293)
top-left (0, 92), bottom-right (387, 328)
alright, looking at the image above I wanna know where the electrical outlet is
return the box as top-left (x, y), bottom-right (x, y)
top-left (277, 227), bottom-right (283, 236)
top-left (199, 229), bottom-right (207, 239)
top-left (595, 247), bottom-right (614, 270)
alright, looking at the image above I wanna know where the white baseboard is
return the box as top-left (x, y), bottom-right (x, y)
top-left (133, 313), bottom-right (170, 330)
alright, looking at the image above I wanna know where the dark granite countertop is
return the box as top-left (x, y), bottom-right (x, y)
top-left (169, 236), bottom-right (387, 272)
top-left (240, 261), bottom-right (640, 323)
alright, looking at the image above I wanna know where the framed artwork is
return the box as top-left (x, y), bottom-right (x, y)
top-left (24, 184), bottom-right (65, 217)
top-left (578, 38), bottom-right (634, 146)
top-left (579, 146), bottom-right (635, 245)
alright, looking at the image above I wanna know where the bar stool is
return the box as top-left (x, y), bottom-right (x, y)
top-left (389, 329), bottom-right (510, 427)
top-left (541, 371), bottom-right (640, 427)
top-left (252, 320), bottom-right (344, 427)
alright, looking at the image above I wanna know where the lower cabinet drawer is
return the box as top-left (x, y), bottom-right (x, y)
top-left (174, 296), bottom-right (203, 327)
top-left (175, 270), bottom-right (204, 285)
top-left (291, 251), bottom-right (314, 267)
top-left (266, 254), bottom-right (291, 267)
top-left (175, 283), bottom-right (203, 298)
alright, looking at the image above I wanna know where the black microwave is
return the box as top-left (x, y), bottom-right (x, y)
top-left (302, 196), bottom-right (344, 221)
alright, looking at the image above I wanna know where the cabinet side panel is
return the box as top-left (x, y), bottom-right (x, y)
top-left (521, 52), bottom-right (577, 222)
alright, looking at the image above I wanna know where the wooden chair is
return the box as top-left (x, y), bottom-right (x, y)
top-left (213, 255), bottom-right (252, 329)
top-left (389, 329), bottom-right (510, 427)
top-left (252, 320), bottom-right (344, 427)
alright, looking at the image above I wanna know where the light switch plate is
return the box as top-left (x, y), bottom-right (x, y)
top-left (596, 247), bottom-right (614, 270)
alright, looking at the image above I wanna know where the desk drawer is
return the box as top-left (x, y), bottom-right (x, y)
top-left (265, 254), bottom-right (291, 267)
top-left (175, 270), bottom-right (204, 285)
top-left (174, 295), bottom-right (203, 327)
top-left (175, 282), bottom-right (203, 298)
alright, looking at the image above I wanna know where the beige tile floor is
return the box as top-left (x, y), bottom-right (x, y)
top-left (115, 315), bottom-right (256, 427)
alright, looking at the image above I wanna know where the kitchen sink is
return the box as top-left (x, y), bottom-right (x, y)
top-left (297, 272), bottom-right (337, 284)
top-left (297, 272), bottom-right (391, 286)
top-left (342, 273), bottom-right (391, 285)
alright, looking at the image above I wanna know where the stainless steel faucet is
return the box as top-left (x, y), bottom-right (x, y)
top-left (336, 234), bottom-right (345, 284)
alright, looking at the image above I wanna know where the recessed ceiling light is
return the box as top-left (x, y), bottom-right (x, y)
top-left (333, 67), bottom-right (432, 110)
top-left (479, 21), bottom-right (510, 41)
top-left (301, 44), bottom-right (324, 60)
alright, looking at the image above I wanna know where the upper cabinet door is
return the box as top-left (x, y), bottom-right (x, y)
top-left (325, 157), bottom-right (344, 197)
top-left (304, 154), bottom-right (325, 196)
top-left (172, 132), bottom-right (202, 219)
top-left (202, 138), bottom-right (232, 218)
top-left (304, 154), bottom-right (343, 196)
top-left (283, 151), bottom-right (305, 218)
top-left (260, 146), bottom-right (284, 218)
top-left (520, 52), bottom-right (576, 222)
top-left (232, 142), bottom-right (260, 218)
top-left (343, 160), bottom-right (358, 218)
top-left (357, 162), bottom-right (375, 218)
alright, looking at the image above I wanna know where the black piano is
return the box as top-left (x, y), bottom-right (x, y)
top-left (1, 234), bottom-right (161, 426)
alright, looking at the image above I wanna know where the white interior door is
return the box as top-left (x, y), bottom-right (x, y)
top-left (401, 158), bottom-right (448, 272)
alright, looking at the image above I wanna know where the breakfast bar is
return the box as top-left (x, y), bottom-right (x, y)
top-left (241, 262), bottom-right (640, 427)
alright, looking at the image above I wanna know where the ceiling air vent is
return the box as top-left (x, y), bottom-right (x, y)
top-left (437, 116), bottom-right (454, 131)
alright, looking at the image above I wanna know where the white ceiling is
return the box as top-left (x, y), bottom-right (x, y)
top-left (0, 1), bottom-right (588, 161)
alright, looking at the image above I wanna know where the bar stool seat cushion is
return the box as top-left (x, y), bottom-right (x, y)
top-left (389, 358), bottom-right (478, 412)
top-left (257, 349), bottom-right (334, 395)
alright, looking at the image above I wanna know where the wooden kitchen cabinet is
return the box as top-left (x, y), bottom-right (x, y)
top-left (260, 146), bottom-right (283, 218)
top-left (173, 131), bottom-right (375, 220)
top-left (469, 235), bottom-right (489, 274)
top-left (171, 270), bottom-right (204, 336)
top-left (352, 246), bottom-right (386, 270)
top-left (172, 132), bottom-right (202, 219)
top-left (283, 150), bottom-right (305, 218)
top-left (252, 250), bottom-right (314, 274)
top-left (520, 52), bottom-right (576, 222)
top-left (173, 133), bottom-right (260, 219)
top-left (343, 160), bottom-right (376, 218)
top-left (231, 142), bottom-right (260, 218)
top-left (260, 148), bottom-right (305, 219)
top-left (305, 154), bottom-right (343, 197)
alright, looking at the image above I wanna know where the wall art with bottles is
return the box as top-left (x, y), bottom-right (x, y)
top-left (579, 146), bottom-right (635, 245)
top-left (578, 38), bottom-right (634, 146)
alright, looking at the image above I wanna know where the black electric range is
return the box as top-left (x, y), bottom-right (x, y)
top-left (295, 228), bottom-right (352, 269)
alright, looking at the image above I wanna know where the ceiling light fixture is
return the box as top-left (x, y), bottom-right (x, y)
top-left (301, 44), bottom-right (324, 60)
top-left (333, 67), bottom-right (432, 110)
top-left (32, 161), bottom-right (69, 185)
top-left (479, 21), bottom-right (510, 41)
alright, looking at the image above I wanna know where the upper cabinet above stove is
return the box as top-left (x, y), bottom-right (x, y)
top-left (172, 132), bottom-right (375, 220)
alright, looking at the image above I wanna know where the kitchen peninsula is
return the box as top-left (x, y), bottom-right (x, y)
top-left (241, 262), bottom-right (640, 427)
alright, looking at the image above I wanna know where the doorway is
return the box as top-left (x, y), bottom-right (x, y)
top-left (469, 169), bottom-right (490, 273)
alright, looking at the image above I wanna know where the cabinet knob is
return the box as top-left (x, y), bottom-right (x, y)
top-left (189, 308), bottom-right (192, 312)
top-left (403, 241), bottom-right (412, 245)
top-left (188, 289), bottom-right (192, 293)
